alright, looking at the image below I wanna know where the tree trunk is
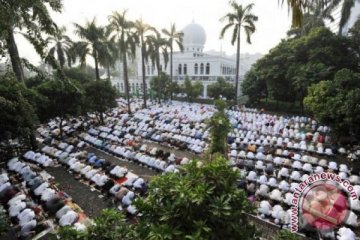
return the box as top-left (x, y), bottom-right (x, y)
top-left (235, 29), bottom-right (241, 104)
top-left (6, 27), bottom-right (25, 83)
top-left (29, 132), bottom-right (37, 150)
top-left (100, 112), bottom-right (104, 124)
top-left (94, 51), bottom-right (100, 80)
top-left (141, 38), bottom-right (147, 108)
top-left (59, 118), bottom-right (63, 138)
top-left (123, 53), bottom-right (132, 114)
top-left (107, 65), bottom-right (111, 80)
top-left (156, 48), bottom-right (161, 77)
top-left (170, 45), bottom-right (173, 100)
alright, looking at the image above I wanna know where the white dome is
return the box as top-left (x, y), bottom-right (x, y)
top-left (182, 21), bottom-right (206, 51)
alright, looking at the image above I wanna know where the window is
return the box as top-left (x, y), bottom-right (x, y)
top-left (206, 63), bottom-right (210, 75)
top-left (178, 64), bottom-right (182, 75)
top-left (160, 65), bottom-right (162, 71)
top-left (136, 83), bottom-right (139, 90)
top-left (200, 63), bottom-right (204, 74)
top-left (132, 83), bottom-right (135, 92)
top-left (117, 83), bottom-right (120, 89)
top-left (194, 63), bottom-right (198, 74)
top-left (151, 67), bottom-right (154, 75)
top-left (183, 64), bottom-right (187, 75)
top-left (140, 83), bottom-right (143, 90)
top-left (121, 83), bottom-right (124, 92)
top-left (147, 65), bottom-right (150, 75)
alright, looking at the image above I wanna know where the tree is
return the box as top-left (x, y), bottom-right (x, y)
top-left (0, 207), bottom-right (10, 236)
top-left (281, 0), bottom-right (359, 34)
top-left (241, 67), bottom-right (267, 105)
top-left (108, 11), bottom-right (138, 114)
top-left (63, 66), bottom-right (94, 85)
top-left (150, 72), bottom-right (172, 103)
top-left (56, 209), bottom-right (133, 240)
top-left (304, 68), bottom-right (360, 141)
top-left (0, 73), bottom-right (39, 149)
top-left (146, 30), bottom-right (170, 76)
top-left (242, 27), bottom-right (359, 107)
top-left (135, 19), bottom-right (156, 108)
top-left (208, 100), bottom-right (231, 156)
top-left (349, 17), bottom-right (360, 56)
top-left (207, 77), bottom-right (236, 101)
top-left (84, 80), bottom-right (118, 124)
top-left (46, 26), bottom-right (74, 69)
top-left (134, 156), bottom-right (257, 240)
top-left (286, 12), bottom-right (326, 37)
top-left (220, 2), bottom-right (258, 103)
top-left (98, 32), bottom-right (119, 81)
top-left (74, 18), bottom-right (107, 80)
top-left (162, 23), bottom-right (184, 99)
top-left (182, 77), bottom-right (203, 102)
top-left (69, 41), bottom-right (91, 68)
top-left (272, 230), bottom-right (299, 240)
top-left (36, 78), bottom-right (83, 137)
top-left (0, 0), bottom-right (62, 82)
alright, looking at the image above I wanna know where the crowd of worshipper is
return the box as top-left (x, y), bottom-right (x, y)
top-left (5, 98), bottom-right (360, 239)
top-left (0, 157), bottom-right (90, 239)
top-left (225, 109), bottom-right (360, 239)
top-left (32, 134), bottom-right (150, 217)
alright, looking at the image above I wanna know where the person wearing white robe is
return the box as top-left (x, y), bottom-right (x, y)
top-left (9, 201), bottom-right (26, 217)
top-left (56, 205), bottom-right (71, 219)
top-left (20, 219), bottom-right (37, 237)
top-left (270, 189), bottom-right (283, 202)
top-left (258, 200), bottom-right (272, 216)
top-left (59, 210), bottom-right (78, 226)
top-left (34, 182), bottom-right (49, 196)
top-left (337, 227), bottom-right (356, 240)
top-left (18, 208), bottom-right (35, 225)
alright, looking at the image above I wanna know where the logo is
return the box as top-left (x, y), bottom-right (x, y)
top-left (301, 182), bottom-right (349, 230)
top-left (291, 173), bottom-right (357, 232)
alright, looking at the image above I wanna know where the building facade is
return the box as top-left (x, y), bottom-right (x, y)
top-left (111, 21), bottom-right (260, 98)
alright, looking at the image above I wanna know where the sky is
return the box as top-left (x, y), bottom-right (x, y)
top-left (15, 0), bottom-right (293, 65)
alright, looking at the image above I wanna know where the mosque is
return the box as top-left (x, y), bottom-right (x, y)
top-left (110, 21), bottom-right (261, 98)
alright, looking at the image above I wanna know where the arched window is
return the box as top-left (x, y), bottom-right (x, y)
top-left (205, 63), bottom-right (210, 75)
top-left (178, 64), bottom-right (182, 75)
top-left (194, 63), bottom-right (198, 74)
top-left (183, 64), bottom-right (187, 75)
top-left (200, 63), bottom-right (204, 74)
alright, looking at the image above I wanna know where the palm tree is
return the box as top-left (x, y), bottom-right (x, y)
top-left (328, 0), bottom-right (359, 34)
top-left (282, 0), bottom-right (359, 34)
top-left (98, 30), bottom-right (119, 80)
top-left (220, 2), bottom-right (258, 102)
top-left (108, 10), bottom-right (138, 114)
top-left (0, 0), bottom-right (62, 82)
top-left (146, 30), bottom-right (170, 77)
top-left (46, 26), bottom-right (74, 69)
top-left (134, 19), bottom-right (156, 108)
top-left (74, 18), bottom-right (107, 80)
top-left (162, 23), bottom-right (184, 99)
top-left (69, 41), bottom-right (91, 68)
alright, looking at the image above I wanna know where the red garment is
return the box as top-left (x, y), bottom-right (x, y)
top-left (116, 177), bottom-right (128, 185)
